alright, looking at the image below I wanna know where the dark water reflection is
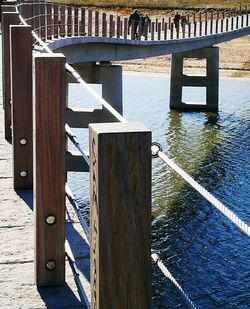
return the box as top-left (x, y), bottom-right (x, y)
top-left (68, 73), bottom-right (250, 308)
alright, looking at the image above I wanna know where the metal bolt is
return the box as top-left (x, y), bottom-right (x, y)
top-left (45, 260), bottom-right (56, 271)
top-left (45, 215), bottom-right (56, 225)
top-left (19, 170), bottom-right (28, 178)
top-left (19, 138), bottom-right (27, 146)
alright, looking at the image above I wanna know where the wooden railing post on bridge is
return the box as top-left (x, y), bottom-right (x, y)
top-left (89, 122), bottom-right (151, 309)
top-left (10, 25), bottom-right (33, 189)
top-left (2, 11), bottom-right (20, 139)
top-left (33, 54), bottom-right (66, 286)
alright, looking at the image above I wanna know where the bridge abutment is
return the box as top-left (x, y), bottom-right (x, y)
top-left (170, 46), bottom-right (219, 112)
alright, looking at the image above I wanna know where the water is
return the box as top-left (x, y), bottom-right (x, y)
top-left (68, 73), bottom-right (250, 308)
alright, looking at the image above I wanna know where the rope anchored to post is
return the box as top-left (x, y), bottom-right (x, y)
top-left (151, 142), bottom-right (250, 238)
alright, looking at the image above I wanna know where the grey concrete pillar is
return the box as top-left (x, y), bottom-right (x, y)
top-left (99, 61), bottom-right (123, 115)
top-left (170, 47), bottom-right (219, 112)
top-left (70, 61), bottom-right (123, 115)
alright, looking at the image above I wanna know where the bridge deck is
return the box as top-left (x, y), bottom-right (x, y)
top-left (0, 36), bottom-right (90, 308)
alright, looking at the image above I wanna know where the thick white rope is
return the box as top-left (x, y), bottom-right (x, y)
top-left (152, 250), bottom-right (197, 309)
top-left (152, 145), bottom-right (250, 238)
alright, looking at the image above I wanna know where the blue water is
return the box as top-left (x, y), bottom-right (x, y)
top-left (68, 73), bottom-right (250, 308)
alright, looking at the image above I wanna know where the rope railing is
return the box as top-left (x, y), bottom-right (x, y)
top-left (151, 142), bottom-right (250, 238)
top-left (65, 183), bottom-right (90, 242)
top-left (65, 240), bottom-right (91, 308)
top-left (9, 2), bottom-right (249, 307)
top-left (65, 124), bottom-right (90, 166)
top-left (151, 250), bottom-right (197, 309)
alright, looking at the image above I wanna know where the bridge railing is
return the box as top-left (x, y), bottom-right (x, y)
top-left (16, 1), bottom-right (250, 43)
top-left (2, 1), bottom-right (250, 308)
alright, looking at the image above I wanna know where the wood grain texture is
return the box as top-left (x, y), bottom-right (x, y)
top-left (10, 26), bottom-right (33, 189)
top-left (34, 54), bottom-right (66, 286)
top-left (2, 12), bottom-right (19, 139)
top-left (89, 122), bottom-right (151, 309)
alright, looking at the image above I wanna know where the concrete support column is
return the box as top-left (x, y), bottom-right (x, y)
top-left (170, 47), bottom-right (219, 112)
top-left (70, 61), bottom-right (123, 116)
top-left (99, 61), bottom-right (123, 115)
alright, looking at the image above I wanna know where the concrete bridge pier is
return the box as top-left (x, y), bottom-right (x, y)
top-left (169, 47), bottom-right (219, 112)
top-left (70, 61), bottom-right (123, 115)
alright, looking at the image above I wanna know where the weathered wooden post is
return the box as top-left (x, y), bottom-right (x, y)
top-left (205, 11), bottom-right (208, 35)
top-left (164, 22), bottom-right (167, 40)
top-left (194, 21), bottom-right (197, 36)
top-left (117, 15), bottom-right (121, 38)
top-left (34, 53), bottom-right (66, 286)
top-left (158, 22), bottom-right (161, 40)
top-left (2, 11), bottom-right (20, 139)
top-left (88, 9), bottom-right (92, 36)
top-left (199, 12), bottom-right (202, 36)
top-left (210, 11), bottom-right (214, 34)
top-left (109, 14), bottom-right (114, 37)
top-left (46, 3), bottom-right (52, 40)
top-left (95, 11), bottom-right (99, 36)
top-left (124, 17), bottom-right (128, 39)
top-left (89, 122), bottom-right (151, 309)
top-left (59, 5), bottom-right (66, 37)
top-left (215, 10), bottom-right (219, 33)
top-left (40, 2), bottom-right (45, 39)
top-left (102, 12), bottom-right (107, 37)
top-left (67, 6), bottom-right (72, 36)
top-left (74, 6), bottom-right (79, 36)
top-left (170, 22), bottom-right (173, 39)
top-left (151, 21), bottom-right (155, 40)
top-left (80, 7), bottom-right (85, 36)
top-left (10, 25), bottom-right (33, 189)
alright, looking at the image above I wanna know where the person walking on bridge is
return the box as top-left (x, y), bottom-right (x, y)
top-left (129, 9), bottom-right (140, 39)
top-left (174, 11), bottom-right (181, 28)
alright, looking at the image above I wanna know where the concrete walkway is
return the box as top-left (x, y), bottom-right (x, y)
top-left (0, 36), bottom-right (90, 308)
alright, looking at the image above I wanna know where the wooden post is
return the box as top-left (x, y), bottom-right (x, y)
top-left (40, 3), bottom-right (46, 39)
top-left (164, 22), bottom-right (167, 40)
top-left (176, 23), bottom-right (179, 39)
top-left (53, 4), bottom-right (59, 38)
top-left (88, 9), bottom-right (92, 36)
top-left (205, 11), bottom-right (208, 35)
top-left (109, 14), bottom-right (114, 37)
top-left (74, 6), bottom-right (79, 36)
top-left (89, 122), bottom-right (151, 309)
top-left (199, 20), bottom-right (202, 36)
top-left (170, 22), bottom-right (173, 39)
top-left (151, 21), bottom-right (155, 40)
top-left (34, 53), bottom-right (66, 286)
top-left (194, 21), bottom-right (197, 36)
top-left (102, 13), bottom-right (107, 37)
top-left (67, 6), bottom-right (72, 36)
top-left (10, 25), bottom-right (33, 189)
top-left (95, 11), bottom-right (99, 36)
top-left (157, 22), bottom-right (161, 40)
top-left (236, 15), bottom-right (239, 28)
top-left (188, 21), bottom-right (191, 37)
top-left (80, 7), bottom-right (85, 36)
top-left (46, 3), bottom-right (52, 40)
top-left (2, 12), bottom-right (19, 139)
top-left (117, 15), bottom-right (121, 38)
top-left (226, 18), bottom-right (229, 31)
top-left (124, 17), bottom-right (128, 39)
top-left (210, 11), bottom-right (213, 34)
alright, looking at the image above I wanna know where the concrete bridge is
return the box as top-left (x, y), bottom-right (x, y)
top-left (29, 3), bottom-right (249, 112)
top-left (1, 1), bottom-right (250, 308)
